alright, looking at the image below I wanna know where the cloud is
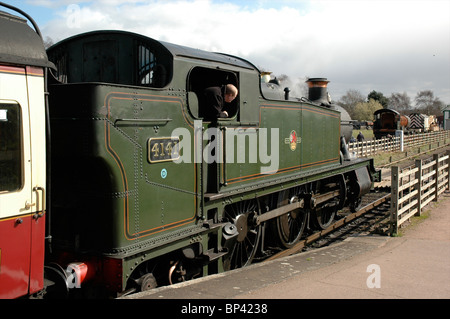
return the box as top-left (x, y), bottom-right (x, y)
top-left (38, 0), bottom-right (450, 104)
top-left (26, 0), bottom-right (88, 9)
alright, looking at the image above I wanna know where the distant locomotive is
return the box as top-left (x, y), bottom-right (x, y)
top-left (409, 112), bottom-right (438, 132)
top-left (0, 3), bottom-right (380, 298)
top-left (373, 108), bottom-right (411, 139)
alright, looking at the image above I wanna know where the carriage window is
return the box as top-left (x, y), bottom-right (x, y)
top-left (0, 103), bottom-right (22, 192)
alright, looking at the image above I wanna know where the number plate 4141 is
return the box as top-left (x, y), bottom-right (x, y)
top-left (148, 137), bottom-right (180, 163)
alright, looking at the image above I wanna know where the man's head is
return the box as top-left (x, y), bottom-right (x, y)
top-left (224, 84), bottom-right (238, 103)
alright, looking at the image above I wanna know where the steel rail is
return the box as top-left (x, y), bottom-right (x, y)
top-left (265, 193), bottom-right (391, 261)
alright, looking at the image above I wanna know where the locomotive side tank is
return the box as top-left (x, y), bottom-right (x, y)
top-left (46, 31), bottom-right (380, 296)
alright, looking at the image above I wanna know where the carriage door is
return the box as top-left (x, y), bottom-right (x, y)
top-left (0, 68), bottom-right (34, 298)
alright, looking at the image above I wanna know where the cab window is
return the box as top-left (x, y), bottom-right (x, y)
top-left (188, 67), bottom-right (239, 121)
top-left (136, 43), bottom-right (169, 87)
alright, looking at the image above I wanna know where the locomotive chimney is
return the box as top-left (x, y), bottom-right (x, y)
top-left (306, 78), bottom-right (331, 106)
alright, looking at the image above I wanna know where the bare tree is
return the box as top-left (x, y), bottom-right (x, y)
top-left (414, 90), bottom-right (445, 116)
top-left (337, 89), bottom-right (366, 119)
top-left (389, 92), bottom-right (411, 112)
top-left (44, 36), bottom-right (54, 49)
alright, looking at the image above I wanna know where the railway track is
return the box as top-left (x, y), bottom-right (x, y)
top-left (261, 146), bottom-right (450, 264)
top-left (263, 188), bottom-right (391, 262)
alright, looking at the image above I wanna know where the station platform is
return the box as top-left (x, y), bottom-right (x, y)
top-left (124, 191), bottom-right (450, 302)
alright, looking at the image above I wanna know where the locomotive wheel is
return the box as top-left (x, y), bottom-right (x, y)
top-left (349, 197), bottom-right (362, 213)
top-left (312, 176), bottom-right (345, 230)
top-left (313, 204), bottom-right (338, 229)
top-left (272, 189), bottom-right (307, 248)
top-left (139, 273), bottom-right (158, 291)
top-left (222, 199), bottom-right (261, 271)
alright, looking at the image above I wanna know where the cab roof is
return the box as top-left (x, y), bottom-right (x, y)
top-left (50, 30), bottom-right (256, 71)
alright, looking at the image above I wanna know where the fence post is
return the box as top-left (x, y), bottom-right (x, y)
top-left (433, 153), bottom-right (439, 202)
top-left (390, 166), bottom-right (400, 235)
top-left (447, 150), bottom-right (450, 191)
top-left (415, 159), bottom-right (423, 216)
top-left (396, 130), bottom-right (404, 152)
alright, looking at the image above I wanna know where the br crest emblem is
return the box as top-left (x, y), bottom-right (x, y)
top-left (285, 130), bottom-right (301, 151)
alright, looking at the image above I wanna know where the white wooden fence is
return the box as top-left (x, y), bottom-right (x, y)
top-left (390, 151), bottom-right (450, 235)
top-left (348, 131), bottom-right (450, 157)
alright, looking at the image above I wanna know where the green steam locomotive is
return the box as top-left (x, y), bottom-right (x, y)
top-left (45, 30), bottom-right (379, 297)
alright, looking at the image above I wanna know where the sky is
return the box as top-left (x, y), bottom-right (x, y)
top-left (2, 0), bottom-right (450, 106)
